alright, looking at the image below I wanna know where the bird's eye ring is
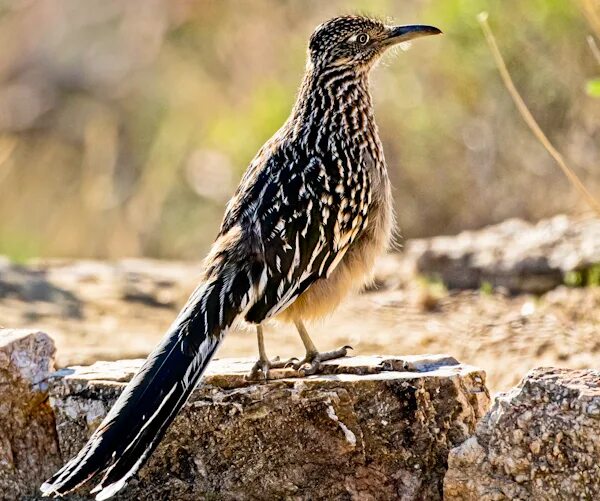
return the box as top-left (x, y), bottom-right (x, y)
top-left (357, 33), bottom-right (369, 45)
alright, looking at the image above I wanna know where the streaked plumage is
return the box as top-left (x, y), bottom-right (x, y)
top-left (41, 15), bottom-right (441, 499)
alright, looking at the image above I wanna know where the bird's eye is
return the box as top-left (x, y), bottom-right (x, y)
top-left (357, 33), bottom-right (369, 45)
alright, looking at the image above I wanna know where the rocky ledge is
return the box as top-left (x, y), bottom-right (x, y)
top-left (48, 355), bottom-right (488, 500)
top-left (7, 329), bottom-right (600, 500)
top-left (0, 328), bottom-right (490, 500)
top-left (445, 367), bottom-right (600, 500)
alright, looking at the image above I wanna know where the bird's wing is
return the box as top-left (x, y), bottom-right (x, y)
top-left (222, 148), bottom-right (372, 324)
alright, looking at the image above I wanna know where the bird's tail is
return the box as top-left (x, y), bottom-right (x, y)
top-left (40, 264), bottom-right (253, 500)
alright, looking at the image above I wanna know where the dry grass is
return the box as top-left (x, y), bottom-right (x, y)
top-left (589, 36), bottom-right (600, 66)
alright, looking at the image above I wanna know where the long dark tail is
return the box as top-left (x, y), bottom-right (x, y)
top-left (41, 266), bottom-right (251, 499)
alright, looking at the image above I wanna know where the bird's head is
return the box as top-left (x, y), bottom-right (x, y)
top-left (308, 15), bottom-right (441, 72)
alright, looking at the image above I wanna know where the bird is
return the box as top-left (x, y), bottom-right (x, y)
top-left (41, 15), bottom-right (441, 500)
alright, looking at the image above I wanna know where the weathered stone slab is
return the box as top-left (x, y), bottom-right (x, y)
top-left (406, 215), bottom-right (600, 293)
top-left (445, 367), bottom-right (600, 500)
top-left (48, 355), bottom-right (489, 500)
top-left (0, 329), bottom-right (61, 499)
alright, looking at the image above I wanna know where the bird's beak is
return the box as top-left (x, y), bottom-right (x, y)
top-left (384, 24), bottom-right (442, 46)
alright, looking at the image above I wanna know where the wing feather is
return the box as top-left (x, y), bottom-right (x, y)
top-left (221, 146), bottom-right (371, 325)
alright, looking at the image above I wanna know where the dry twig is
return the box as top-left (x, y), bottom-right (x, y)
top-left (588, 35), bottom-right (600, 66)
top-left (477, 12), bottom-right (600, 216)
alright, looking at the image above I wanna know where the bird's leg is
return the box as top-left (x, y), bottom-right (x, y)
top-left (247, 325), bottom-right (295, 380)
top-left (292, 319), bottom-right (352, 375)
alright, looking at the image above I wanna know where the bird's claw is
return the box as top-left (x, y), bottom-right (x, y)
top-left (293, 345), bottom-right (353, 375)
top-left (246, 356), bottom-right (297, 381)
top-left (284, 357), bottom-right (299, 368)
top-left (247, 345), bottom-right (352, 379)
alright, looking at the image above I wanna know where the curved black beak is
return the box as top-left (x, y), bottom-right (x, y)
top-left (385, 24), bottom-right (442, 45)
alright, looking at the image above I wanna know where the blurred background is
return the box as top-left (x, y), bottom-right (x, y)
top-left (0, 0), bottom-right (598, 261)
top-left (1, 0), bottom-right (600, 394)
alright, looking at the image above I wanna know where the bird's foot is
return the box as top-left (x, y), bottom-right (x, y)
top-left (293, 345), bottom-right (353, 376)
top-left (246, 356), bottom-right (298, 381)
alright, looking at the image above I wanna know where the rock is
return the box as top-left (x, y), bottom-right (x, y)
top-left (0, 329), bottom-right (61, 499)
top-left (47, 354), bottom-right (489, 500)
top-left (406, 215), bottom-right (600, 293)
top-left (444, 367), bottom-right (600, 500)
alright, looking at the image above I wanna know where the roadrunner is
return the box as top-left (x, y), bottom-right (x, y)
top-left (41, 15), bottom-right (441, 499)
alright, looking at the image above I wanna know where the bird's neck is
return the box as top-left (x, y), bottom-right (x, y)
top-left (287, 64), bottom-right (378, 144)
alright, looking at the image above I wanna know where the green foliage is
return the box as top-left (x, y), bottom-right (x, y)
top-left (0, 230), bottom-right (40, 264)
top-left (418, 275), bottom-right (448, 295)
top-left (564, 265), bottom-right (600, 288)
top-left (564, 270), bottom-right (584, 287)
top-left (206, 80), bottom-right (292, 168)
top-left (480, 281), bottom-right (494, 295)
top-left (586, 78), bottom-right (600, 98)
top-left (588, 264), bottom-right (600, 287)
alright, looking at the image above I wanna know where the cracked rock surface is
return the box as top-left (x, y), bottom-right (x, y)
top-left (47, 355), bottom-right (489, 500)
top-left (444, 367), bottom-right (600, 500)
top-left (0, 329), bottom-right (61, 499)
